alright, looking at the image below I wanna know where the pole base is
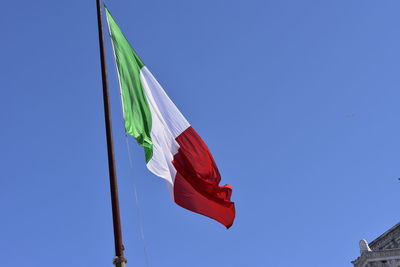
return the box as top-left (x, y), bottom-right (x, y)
top-left (113, 256), bottom-right (127, 267)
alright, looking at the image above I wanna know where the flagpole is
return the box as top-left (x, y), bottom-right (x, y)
top-left (95, 0), bottom-right (127, 266)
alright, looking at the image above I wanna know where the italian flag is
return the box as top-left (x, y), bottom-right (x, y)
top-left (105, 8), bottom-right (235, 228)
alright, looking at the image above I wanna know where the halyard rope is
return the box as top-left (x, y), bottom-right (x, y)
top-left (125, 135), bottom-right (150, 267)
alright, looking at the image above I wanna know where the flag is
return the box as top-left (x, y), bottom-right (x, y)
top-left (105, 7), bottom-right (235, 228)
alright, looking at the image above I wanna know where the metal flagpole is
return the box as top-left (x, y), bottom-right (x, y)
top-left (95, 0), bottom-right (127, 266)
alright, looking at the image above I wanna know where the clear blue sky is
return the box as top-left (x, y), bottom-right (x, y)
top-left (1, 1), bottom-right (400, 266)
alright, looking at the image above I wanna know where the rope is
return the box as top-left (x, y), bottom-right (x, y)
top-left (125, 136), bottom-right (150, 267)
top-left (108, 30), bottom-right (150, 265)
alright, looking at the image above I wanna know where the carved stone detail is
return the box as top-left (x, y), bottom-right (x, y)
top-left (352, 223), bottom-right (400, 267)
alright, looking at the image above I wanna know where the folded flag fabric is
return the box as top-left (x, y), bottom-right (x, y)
top-left (105, 7), bottom-right (235, 228)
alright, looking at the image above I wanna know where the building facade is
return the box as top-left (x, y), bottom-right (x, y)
top-left (352, 223), bottom-right (400, 267)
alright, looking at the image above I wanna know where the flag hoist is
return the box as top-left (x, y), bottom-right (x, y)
top-left (96, 1), bottom-right (235, 266)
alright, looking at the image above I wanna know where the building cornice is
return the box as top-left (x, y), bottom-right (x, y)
top-left (369, 223), bottom-right (400, 250)
top-left (352, 248), bottom-right (400, 267)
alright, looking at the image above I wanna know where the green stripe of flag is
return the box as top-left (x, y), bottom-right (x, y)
top-left (105, 7), bottom-right (153, 162)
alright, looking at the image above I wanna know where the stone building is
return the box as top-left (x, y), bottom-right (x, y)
top-left (352, 223), bottom-right (400, 267)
